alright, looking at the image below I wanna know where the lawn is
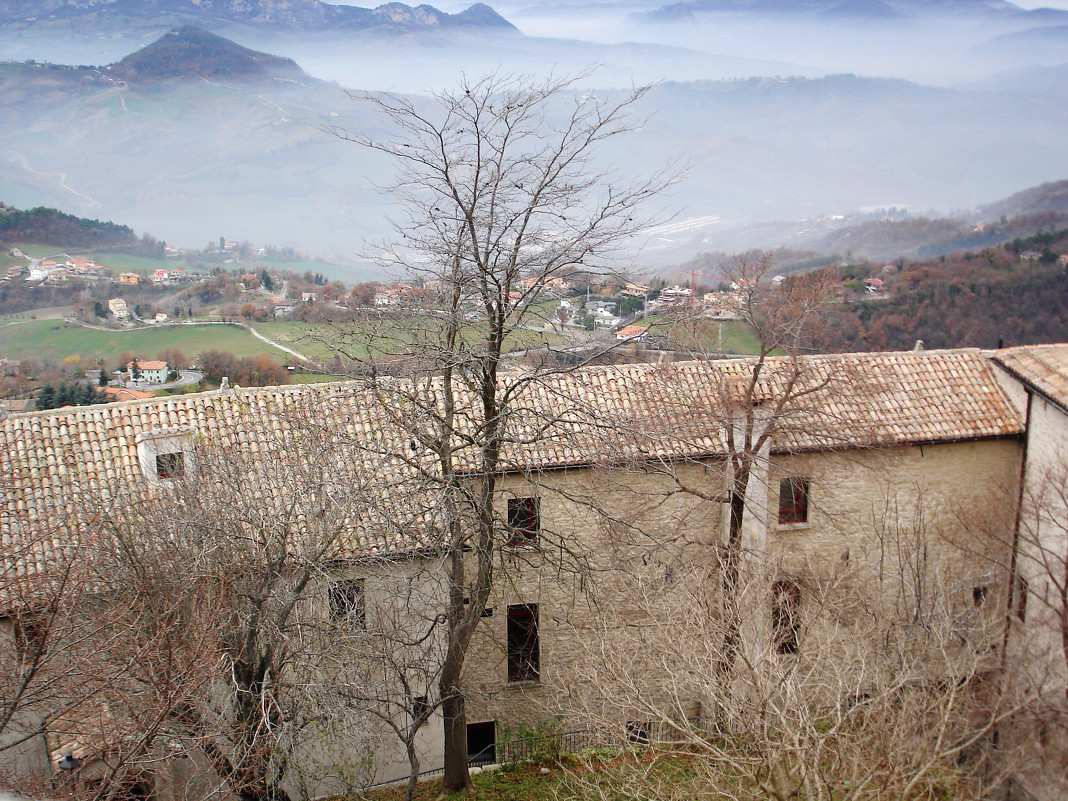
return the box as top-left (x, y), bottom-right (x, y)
top-left (0, 320), bottom-right (289, 364)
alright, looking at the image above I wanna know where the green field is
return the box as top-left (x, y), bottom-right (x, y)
top-left (86, 251), bottom-right (180, 275)
top-left (6, 244), bottom-right (69, 260)
top-left (644, 316), bottom-right (764, 356)
top-left (0, 320), bottom-right (289, 364)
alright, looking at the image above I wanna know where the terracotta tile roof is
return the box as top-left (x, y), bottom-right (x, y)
top-left (102, 387), bottom-right (155, 401)
top-left (511, 349), bottom-right (1022, 466)
top-left (992, 344), bottom-right (1068, 410)
top-left (127, 360), bottom-right (167, 371)
top-left (0, 349), bottom-right (1024, 606)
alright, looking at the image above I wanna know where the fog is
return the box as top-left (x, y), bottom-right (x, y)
top-left (0, 0), bottom-right (1066, 279)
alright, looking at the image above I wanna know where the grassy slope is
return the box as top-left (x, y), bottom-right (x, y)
top-left (364, 754), bottom-right (721, 801)
top-left (0, 320), bottom-right (288, 363)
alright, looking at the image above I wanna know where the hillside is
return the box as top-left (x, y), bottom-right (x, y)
top-left (980, 179), bottom-right (1068, 220)
top-left (0, 203), bottom-right (136, 248)
top-left (106, 27), bottom-right (304, 83)
top-left (809, 210), bottom-right (1068, 261)
top-left (809, 228), bottom-right (1068, 353)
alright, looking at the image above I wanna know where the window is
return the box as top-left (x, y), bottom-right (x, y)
top-left (507, 496), bottom-right (540, 546)
top-left (972, 586), bottom-right (988, 607)
top-left (777, 477), bottom-right (809, 525)
top-left (506, 603), bottom-right (539, 682)
top-left (329, 578), bottom-right (365, 629)
top-left (772, 580), bottom-right (801, 655)
top-left (137, 427), bottom-right (194, 486)
top-left (412, 694), bottom-right (430, 727)
top-left (13, 613), bottom-right (47, 661)
top-left (1014, 575), bottom-right (1028, 623)
top-left (155, 451), bottom-right (184, 479)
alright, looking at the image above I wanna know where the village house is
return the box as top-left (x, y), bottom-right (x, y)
top-left (116, 272), bottom-right (140, 285)
top-left (1, 346), bottom-right (1066, 799)
top-left (657, 284), bottom-right (693, 306)
top-left (107, 298), bottom-right (129, 319)
top-left (615, 323), bottom-right (649, 341)
top-left (43, 268), bottom-right (71, 284)
top-left (126, 359), bottom-right (169, 384)
top-left (374, 286), bottom-right (411, 307)
top-left (28, 261), bottom-right (58, 281)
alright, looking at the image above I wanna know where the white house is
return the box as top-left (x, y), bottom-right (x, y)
top-left (127, 359), bottom-right (168, 384)
top-left (108, 298), bottom-right (129, 319)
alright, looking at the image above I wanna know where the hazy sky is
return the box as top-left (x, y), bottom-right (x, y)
top-left (317, 0), bottom-right (1068, 6)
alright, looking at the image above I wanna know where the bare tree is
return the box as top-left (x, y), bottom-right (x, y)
top-left (554, 468), bottom-right (1028, 800)
top-left (70, 392), bottom-right (391, 801)
top-left (329, 71), bottom-right (672, 793)
top-left (648, 254), bottom-right (843, 673)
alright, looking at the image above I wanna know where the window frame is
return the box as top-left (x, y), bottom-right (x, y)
top-left (506, 496), bottom-right (540, 547)
top-left (506, 603), bottom-right (540, 683)
top-left (777, 477), bottom-right (810, 526)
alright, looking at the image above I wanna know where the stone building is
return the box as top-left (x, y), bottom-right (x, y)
top-left (0, 346), bottom-right (1064, 798)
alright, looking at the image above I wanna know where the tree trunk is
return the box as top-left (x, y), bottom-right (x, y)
top-left (404, 739), bottom-right (420, 801)
top-left (719, 455), bottom-right (751, 674)
top-left (439, 678), bottom-right (470, 794)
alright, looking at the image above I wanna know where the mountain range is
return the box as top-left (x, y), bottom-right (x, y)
top-left (1, 10), bottom-right (1066, 276)
top-left (0, 0), bottom-right (515, 31)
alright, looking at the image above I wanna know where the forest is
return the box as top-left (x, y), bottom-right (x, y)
top-left (809, 229), bottom-right (1068, 353)
top-left (0, 203), bottom-right (136, 248)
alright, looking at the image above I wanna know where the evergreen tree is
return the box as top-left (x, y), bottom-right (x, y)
top-left (99, 368), bottom-right (108, 388)
top-left (54, 383), bottom-right (73, 408)
top-left (36, 383), bottom-right (55, 410)
top-left (260, 270), bottom-right (274, 292)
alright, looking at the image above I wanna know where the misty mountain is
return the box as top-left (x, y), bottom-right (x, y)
top-left (2, 31), bottom-right (1067, 278)
top-left (107, 27), bottom-right (304, 82)
top-left (980, 180), bottom-right (1068, 221)
top-left (638, 0), bottom-right (1040, 20)
top-left (0, 0), bottom-right (516, 31)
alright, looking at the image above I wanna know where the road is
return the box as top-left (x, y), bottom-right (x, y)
top-left (126, 370), bottom-right (203, 390)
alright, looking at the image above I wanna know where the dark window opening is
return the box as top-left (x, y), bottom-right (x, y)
top-left (507, 496), bottom-right (540, 546)
top-left (506, 603), bottom-right (540, 682)
top-left (626, 720), bottom-right (651, 744)
top-left (467, 721), bottom-right (496, 765)
top-left (155, 451), bottom-right (184, 479)
top-left (772, 580), bottom-right (801, 655)
top-left (13, 613), bottom-right (47, 660)
top-left (973, 586), bottom-right (988, 607)
top-left (1014, 575), bottom-right (1028, 623)
top-left (412, 694), bottom-right (430, 727)
top-left (329, 578), bottom-right (366, 629)
top-left (777, 477), bottom-right (809, 525)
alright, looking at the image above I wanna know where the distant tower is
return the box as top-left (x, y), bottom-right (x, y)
top-left (220, 236), bottom-right (225, 252)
